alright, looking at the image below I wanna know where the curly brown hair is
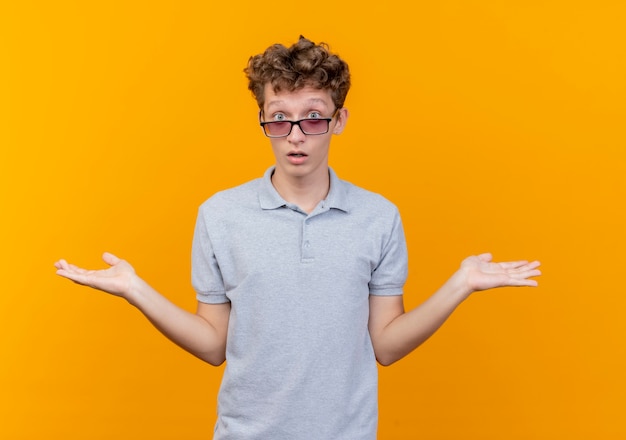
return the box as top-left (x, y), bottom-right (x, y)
top-left (244, 36), bottom-right (351, 110)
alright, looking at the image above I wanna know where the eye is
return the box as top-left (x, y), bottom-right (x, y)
top-left (273, 113), bottom-right (286, 121)
top-left (307, 111), bottom-right (321, 119)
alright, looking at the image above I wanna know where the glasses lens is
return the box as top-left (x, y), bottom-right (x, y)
top-left (265, 121), bottom-right (291, 136)
top-left (300, 119), bottom-right (328, 134)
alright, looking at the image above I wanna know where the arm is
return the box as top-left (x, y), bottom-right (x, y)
top-left (54, 252), bottom-right (230, 366)
top-left (368, 253), bottom-right (541, 366)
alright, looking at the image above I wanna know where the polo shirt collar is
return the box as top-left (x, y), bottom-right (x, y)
top-left (258, 166), bottom-right (349, 213)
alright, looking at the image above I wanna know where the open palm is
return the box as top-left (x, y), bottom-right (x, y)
top-left (461, 253), bottom-right (541, 292)
top-left (54, 252), bottom-right (135, 298)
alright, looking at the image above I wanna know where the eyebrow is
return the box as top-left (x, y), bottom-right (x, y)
top-left (266, 98), bottom-right (330, 112)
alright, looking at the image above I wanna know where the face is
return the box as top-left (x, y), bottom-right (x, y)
top-left (261, 84), bottom-right (348, 183)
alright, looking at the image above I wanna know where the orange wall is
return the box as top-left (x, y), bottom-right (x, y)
top-left (2, 1), bottom-right (625, 439)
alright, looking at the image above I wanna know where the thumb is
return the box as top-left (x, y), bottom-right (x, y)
top-left (477, 252), bottom-right (493, 262)
top-left (102, 252), bottom-right (122, 266)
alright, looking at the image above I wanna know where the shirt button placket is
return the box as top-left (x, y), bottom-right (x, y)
top-left (301, 218), bottom-right (314, 262)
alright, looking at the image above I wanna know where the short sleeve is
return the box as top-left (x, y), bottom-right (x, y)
top-left (368, 209), bottom-right (408, 296)
top-left (191, 206), bottom-right (230, 304)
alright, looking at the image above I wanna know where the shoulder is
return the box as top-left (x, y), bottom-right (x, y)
top-left (347, 181), bottom-right (396, 207)
top-left (338, 178), bottom-right (400, 217)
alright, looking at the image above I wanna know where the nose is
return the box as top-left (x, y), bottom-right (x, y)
top-left (287, 122), bottom-right (306, 143)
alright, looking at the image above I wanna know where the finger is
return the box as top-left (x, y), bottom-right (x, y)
top-left (56, 269), bottom-right (89, 285)
top-left (499, 260), bottom-right (529, 270)
top-left (501, 260), bottom-right (541, 271)
top-left (526, 268), bottom-right (542, 278)
top-left (510, 268), bottom-right (541, 280)
top-left (55, 259), bottom-right (94, 277)
top-left (510, 263), bottom-right (541, 275)
top-left (67, 263), bottom-right (91, 273)
top-left (523, 276), bottom-right (539, 286)
top-left (513, 279), bottom-right (539, 287)
top-left (526, 260), bottom-right (541, 270)
top-left (477, 253), bottom-right (493, 262)
top-left (102, 252), bottom-right (121, 266)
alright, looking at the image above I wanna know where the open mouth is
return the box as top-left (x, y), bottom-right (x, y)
top-left (287, 151), bottom-right (308, 164)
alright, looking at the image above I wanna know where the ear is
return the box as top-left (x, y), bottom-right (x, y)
top-left (332, 107), bottom-right (349, 135)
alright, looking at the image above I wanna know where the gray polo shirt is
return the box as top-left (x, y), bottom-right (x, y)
top-left (192, 166), bottom-right (408, 440)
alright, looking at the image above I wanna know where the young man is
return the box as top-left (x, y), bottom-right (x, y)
top-left (54, 37), bottom-right (541, 439)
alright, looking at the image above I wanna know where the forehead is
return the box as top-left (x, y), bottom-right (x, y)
top-left (263, 84), bottom-right (333, 112)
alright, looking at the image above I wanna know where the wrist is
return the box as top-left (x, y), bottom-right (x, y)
top-left (124, 273), bottom-right (147, 307)
top-left (448, 268), bottom-right (475, 302)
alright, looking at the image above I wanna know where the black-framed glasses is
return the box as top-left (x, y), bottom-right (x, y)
top-left (259, 109), bottom-right (339, 138)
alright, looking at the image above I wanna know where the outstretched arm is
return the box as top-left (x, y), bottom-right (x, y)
top-left (54, 252), bottom-right (230, 366)
top-left (368, 253), bottom-right (541, 366)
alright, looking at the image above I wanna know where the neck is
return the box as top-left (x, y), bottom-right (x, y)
top-left (271, 167), bottom-right (330, 214)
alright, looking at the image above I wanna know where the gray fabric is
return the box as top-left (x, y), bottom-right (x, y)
top-left (192, 166), bottom-right (408, 440)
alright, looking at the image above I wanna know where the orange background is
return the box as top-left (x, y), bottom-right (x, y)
top-left (2, 1), bottom-right (625, 439)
